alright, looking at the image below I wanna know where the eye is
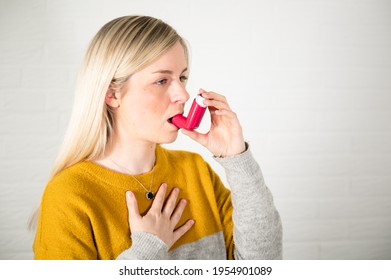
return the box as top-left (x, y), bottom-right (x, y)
top-left (155, 79), bottom-right (167, 85)
top-left (180, 76), bottom-right (188, 83)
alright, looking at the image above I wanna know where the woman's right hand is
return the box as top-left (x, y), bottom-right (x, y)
top-left (125, 183), bottom-right (194, 249)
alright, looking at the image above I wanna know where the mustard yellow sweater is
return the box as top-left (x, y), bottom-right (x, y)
top-left (33, 145), bottom-right (282, 260)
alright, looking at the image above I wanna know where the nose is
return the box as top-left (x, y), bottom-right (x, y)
top-left (171, 82), bottom-right (190, 105)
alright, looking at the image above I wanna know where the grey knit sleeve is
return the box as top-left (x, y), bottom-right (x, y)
top-left (116, 232), bottom-right (169, 260)
top-left (214, 143), bottom-right (283, 259)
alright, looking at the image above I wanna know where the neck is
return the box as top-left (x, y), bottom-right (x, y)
top-left (99, 135), bottom-right (157, 175)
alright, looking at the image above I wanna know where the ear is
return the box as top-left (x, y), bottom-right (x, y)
top-left (105, 85), bottom-right (120, 108)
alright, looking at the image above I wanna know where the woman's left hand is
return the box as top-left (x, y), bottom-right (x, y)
top-left (182, 89), bottom-right (246, 157)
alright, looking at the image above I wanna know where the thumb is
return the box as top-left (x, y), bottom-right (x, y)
top-left (181, 129), bottom-right (207, 147)
top-left (126, 191), bottom-right (140, 220)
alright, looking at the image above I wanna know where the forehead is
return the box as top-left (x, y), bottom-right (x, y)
top-left (142, 41), bottom-right (188, 73)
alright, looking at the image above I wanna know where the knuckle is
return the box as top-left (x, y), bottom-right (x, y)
top-left (171, 211), bottom-right (181, 221)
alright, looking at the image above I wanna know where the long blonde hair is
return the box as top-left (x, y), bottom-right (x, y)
top-left (29, 15), bottom-right (188, 229)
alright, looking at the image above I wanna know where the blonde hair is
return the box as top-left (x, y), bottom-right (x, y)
top-left (29, 15), bottom-right (188, 229)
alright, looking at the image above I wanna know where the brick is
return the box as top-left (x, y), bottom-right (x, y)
top-left (2, 90), bottom-right (45, 113)
top-left (317, 111), bottom-right (391, 131)
top-left (0, 17), bottom-right (46, 43)
top-left (322, 69), bottom-right (391, 90)
top-left (319, 156), bottom-right (391, 176)
top-left (272, 90), bottom-right (391, 111)
top-left (0, 160), bottom-right (51, 184)
top-left (349, 219), bottom-right (391, 239)
top-left (0, 16), bottom-right (79, 44)
top-left (352, 0), bottom-right (391, 25)
top-left (0, 43), bottom-right (44, 65)
top-left (0, 181), bottom-right (46, 236)
top-left (284, 220), bottom-right (348, 242)
top-left (45, 90), bottom-right (74, 112)
top-left (0, 229), bottom-right (35, 259)
top-left (45, 43), bottom-right (85, 65)
top-left (0, 181), bottom-right (45, 203)
top-left (59, 113), bottom-right (72, 132)
top-left (68, 67), bottom-right (79, 89)
top-left (0, 113), bottom-right (59, 134)
top-left (0, 137), bottom-right (4, 158)
top-left (241, 111), bottom-right (317, 132)
top-left (4, 134), bottom-right (61, 160)
top-left (274, 23), bottom-right (321, 48)
top-left (1, 251), bottom-right (34, 260)
top-left (321, 240), bottom-right (391, 259)
top-left (278, 46), bottom-right (391, 69)
top-left (185, 1), bottom-right (270, 44)
top-left (272, 70), bottom-right (323, 90)
top-left (320, 24), bottom-right (391, 47)
top-left (351, 177), bottom-right (391, 196)
top-left (46, 0), bottom-right (110, 19)
top-left (352, 133), bottom-right (391, 154)
top-left (274, 199), bottom-right (318, 220)
top-left (66, 19), bottom-right (105, 44)
top-left (274, 0), bottom-right (361, 26)
top-left (0, 0), bottom-right (45, 21)
top-left (0, 68), bottom-right (21, 88)
top-left (268, 177), bottom-right (350, 198)
top-left (22, 67), bottom-right (70, 89)
top-left (263, 156), bottom-right (319, 177)
top-left (318, 198), bottom-right (391, 219)
top-left (0, 207), bottom-right (31, 231)
top-left (283, 242), bottom-right (320, 260)
top-left (267, 132), bottom-right (350, 154)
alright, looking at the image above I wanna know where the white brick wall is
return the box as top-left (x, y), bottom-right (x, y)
top-left (0, 0), bottom-right (390, 260)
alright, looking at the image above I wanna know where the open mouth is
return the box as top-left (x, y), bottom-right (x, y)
top-left (168, 117), bottom-right (173, 124)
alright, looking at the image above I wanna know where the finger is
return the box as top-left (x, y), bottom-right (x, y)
top-left (173, 219), bottom-right (195, 243)
top-left (170, 199), bottom-right (188, 226)
top-left (126, 191), bottom-right (140, 220)
top-left (181, 129), bottom-right (208, 147)
top-left (163, 187), bottom-right (180, 216)
top-left (150, 183), bottom-right (167, 212)
top-left (201, 90), bottom-right (227, 103)
top-left (203, 99), bottom-right (231, 111)
top-left (214, 109), bottom-right (237, 119)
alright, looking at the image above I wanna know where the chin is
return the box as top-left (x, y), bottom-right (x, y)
top-left (156, 131), bottom-right (179, 144)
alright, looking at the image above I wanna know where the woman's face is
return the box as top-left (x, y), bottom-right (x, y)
top-left (113, 41), bottom-right (190, 144)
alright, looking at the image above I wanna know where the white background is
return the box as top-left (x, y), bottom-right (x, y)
top-left (0, 0), bottom-right (390, 260)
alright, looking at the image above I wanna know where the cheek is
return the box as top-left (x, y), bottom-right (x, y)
top-left (143, 92), bottom-right (170, 115)
top-left (133, 101), bottom-right (163, 127)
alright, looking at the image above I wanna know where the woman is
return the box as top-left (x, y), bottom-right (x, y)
top-left (32, 15), bottom-right (282, 260)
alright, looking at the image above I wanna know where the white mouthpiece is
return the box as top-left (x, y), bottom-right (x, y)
top-left (195, 95), bottom-right (207, 108)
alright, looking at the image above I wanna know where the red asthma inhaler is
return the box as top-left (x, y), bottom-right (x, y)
top-left (171, 95), bottom-right (207, 130)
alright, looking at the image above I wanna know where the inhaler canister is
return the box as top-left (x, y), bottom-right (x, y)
top-left (171, 95), bottom-right (207, 130)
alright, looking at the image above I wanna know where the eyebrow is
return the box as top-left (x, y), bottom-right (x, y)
top-left (152, 68), bottom-right (188, 74)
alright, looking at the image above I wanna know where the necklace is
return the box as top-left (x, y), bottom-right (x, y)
top-left (109, 158), bottom-right (155, 200)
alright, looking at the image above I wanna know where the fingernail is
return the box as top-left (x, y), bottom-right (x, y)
top-left (126, 191), bottom-right (133, 199)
